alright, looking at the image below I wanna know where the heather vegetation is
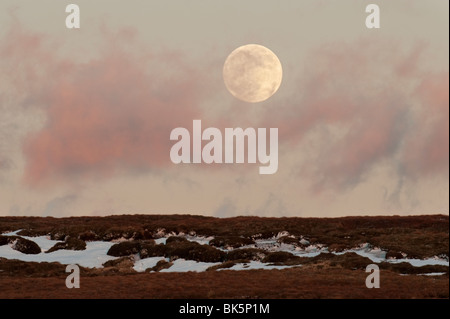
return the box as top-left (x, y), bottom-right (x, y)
top-left (0, 214), bottom-right (448, 298)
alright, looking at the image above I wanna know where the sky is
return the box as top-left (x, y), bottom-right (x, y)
top-left (0, 0), bottom-right (448, 217)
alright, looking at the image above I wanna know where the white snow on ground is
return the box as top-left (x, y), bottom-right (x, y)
top-left (1, 231), bottom-right (62, 252)
top-left (353, 243), bottom-right (387, 262)
top-left (2, 230), bottom-right (22, 236)
top-left (111, 237), bottom-right (130, 243)
top-left (333, 243), bottom-right (449, 267)
top-left (334, 243), bottom-right (387, 263)
top-left (418, 272), bottom-right (447, 276)
top-left (387, 257), bottom-right (449, 267)
top-left (300, 238), bottom-right (310, 245)
top-left (185, 235), bottom-right (214, 245)
top-left (1, 230), bottom-right (448, 271)
top-left (225, 261), bottom-right (300, 271)
top-left (23, 236), bottom-right (62, 252)
top-left (28, 237), bottom-right (60, 252)
top-left (133, 257), bottom-right (167, 272)
top-left (240, 238), bottom-right (327, 258)
top-left (153, 235), bottom-right (213, 246)
top-left (292, 245), bottom-right (328, 258)
top-left (0, 234), bottom-right (116, 268)
top-left (275, 231), bottom-right (291, 238)
top-left (133, 257), bottom-right (295, 273)
top-left (160, 259), bottom-right (220, 272)
top-left (154, 238), bottom-right (167, 245)
top-left (250, 238), bottom-right (277, 250)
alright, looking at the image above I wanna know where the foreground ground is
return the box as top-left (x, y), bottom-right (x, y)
top-left (0, 266), bottom-right (448, 299)
top-left (0, 214), bottom-right (448, 299)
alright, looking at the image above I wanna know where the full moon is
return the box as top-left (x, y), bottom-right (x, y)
top-left (223, 44), bottom-right (283, 103)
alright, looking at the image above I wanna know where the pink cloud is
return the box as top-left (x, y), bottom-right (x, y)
top-left (1, 24), bottom-right (207, 186)
top-left (265, 39), bottom-right (446, 190)
top-left (403, 72), bottom-right (449, 176)
top-left (2, 23), bottom-right (447, 192)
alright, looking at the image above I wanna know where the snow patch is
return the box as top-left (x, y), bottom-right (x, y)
top-left (185, 235), bottom-right (214, 245)
top-left (388, 257), bottom-right (449, 267)
top-left (0, 239), bottom-right (116, 268)
top-left (133, 257), bottom-right (167, 272)
top-left (160, 259), bottom-right (220, 273)
top-left (0, 230), bottom-right (448, 272)
top-left (225, 261), bottom-right (300, 271)
top-left (154, 228), bottom-right (166, 238)
top-left (1, 232), bottom-right (63, 252)
top-left (154, 238), bottom-right (167, 245)
top-left (275, 231), bottom-right (291, 239)
top-left (153, 234), bottom-right (213, 246)
top-left (299, 238), bottom-right (310, 245)
top-left (1, 230), bottom-right (23, 236)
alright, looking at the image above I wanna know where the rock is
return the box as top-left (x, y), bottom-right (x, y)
top-left (103, 256), bottom-right (135, 271)
top-left (107, 241), bottom-right (142, 257)
top-left (50, 233), bottom-right (67, 241)
top-left (209, 236), bottom-right (254, 249)
top-left (102, 256), bottom-right (136, 274)
top-left (386, 251), bottom-right (404, 259)
top-left (79, 231), bottom-right (98, 241)
top-left (46, 237), bottom-right (86, 253)
top-left (0, 235), bottom-right (42, 254)
top-left (165, 240), bottom-right (225, 262)
top-left (166, 236), bottom-right (189, 244)
top-left (0, 236), bottom-right (8, 246)
top-left (131, 230), bottom-right (153, 240)
top-left (263, 251), bottom-right (299, 263)
top-left (17, 230), bottom-right (43, 237)
top-left (8, 236), bottom-right (41, 254)
top-left (300, 238), bottom-right (310, 245)
top-left (149, 260), bottom-right (173, 272)
top-left (139, 242), bottom-right (165, 259)
top-left (107, 240), bottom-right (156, 257)
top-left (328, 243), bottom-right (349, 252)
top-left (277, 236), bottom-right (299, 245)
top-left (227, 248), bottom-right (266, 261)
top-left (206, 261), bottom-right (237, 271)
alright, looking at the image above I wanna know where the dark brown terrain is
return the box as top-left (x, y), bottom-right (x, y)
top-left (0, 214), bottom-right (448, 299)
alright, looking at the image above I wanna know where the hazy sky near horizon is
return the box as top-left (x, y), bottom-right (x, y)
top-left (0, 0), bottom-right (448, 217)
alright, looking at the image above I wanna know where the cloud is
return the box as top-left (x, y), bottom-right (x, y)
top-left (0, 23), bottom-right (209, 186)
top-left (402, 72), bottom-right (449, 176)
top-left (0, 107), bottom-right (14, 177)
top-left (254, 193), bottom-right (287, 217)
top-left (214, 197), bottom-right (239, 218)
top-left (1, 20), bottom-right (447, 200)
top-left (42, 194), bottom-right (78, 217)
top-left (0, 157), bottom-right (11, 172)
top-left (265, 39), bottom-right (447, 191)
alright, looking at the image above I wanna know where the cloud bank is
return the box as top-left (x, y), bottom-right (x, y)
top-left (0, 16), bottom-right (447, 217)
top-left (1, 24), bottom-right (209, 186)
top-left (264, 39), bottom-right (448, 191)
